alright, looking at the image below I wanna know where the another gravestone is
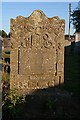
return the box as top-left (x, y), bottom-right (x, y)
top-left (10, 10), bottom-right (65, 95)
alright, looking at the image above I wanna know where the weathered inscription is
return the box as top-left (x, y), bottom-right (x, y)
top-left (10, 10), bottom-right (65, 94)
top-left (11, 33), bottom-right (54, 49)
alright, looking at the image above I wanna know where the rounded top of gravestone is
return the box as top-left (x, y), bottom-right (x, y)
top-left (11, 10), bottom-right (65, 24)
top-left (29, 10), bottom-right (48, 23)
top-left (30, 10), bottom-right (47, 17)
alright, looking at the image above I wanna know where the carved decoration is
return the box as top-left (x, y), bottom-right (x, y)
top-left (10, 10), bottom-right (65, 94)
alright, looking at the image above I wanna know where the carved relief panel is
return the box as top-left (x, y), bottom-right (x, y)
top-left (10, 10), bottom-right (65, 93)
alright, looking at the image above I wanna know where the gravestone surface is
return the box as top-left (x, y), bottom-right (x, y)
top-left (10, 10), bottom-right (65, 94)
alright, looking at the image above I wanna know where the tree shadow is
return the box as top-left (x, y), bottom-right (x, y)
top-left (2, 42), bottom-right (80, 120)
top-left (64, 41), bottom-right (80, 97)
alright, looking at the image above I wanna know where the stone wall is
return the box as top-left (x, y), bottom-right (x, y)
top-left (10, 10), bottom-right (65, 94)
top-left (2, 38), bottom-right (10, 51)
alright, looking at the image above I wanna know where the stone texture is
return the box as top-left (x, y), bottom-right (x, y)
top-left (10, 10), bottom-right (65, 94)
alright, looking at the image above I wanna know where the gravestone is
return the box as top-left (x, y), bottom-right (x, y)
top-left (10, 10), bottom-right (65, 94)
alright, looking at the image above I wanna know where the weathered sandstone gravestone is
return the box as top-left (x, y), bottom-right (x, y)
top-left (10, 10), bottom-right (65, 94)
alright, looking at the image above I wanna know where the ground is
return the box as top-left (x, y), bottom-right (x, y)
top-left (2, 50), bottom-right (80, 120)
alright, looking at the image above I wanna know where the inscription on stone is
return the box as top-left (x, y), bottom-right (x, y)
top-left (10, 10), bottom-right (65, 94)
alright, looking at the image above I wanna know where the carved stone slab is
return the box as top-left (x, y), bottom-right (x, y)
top-left (10, 10), bottom-right (65, 94)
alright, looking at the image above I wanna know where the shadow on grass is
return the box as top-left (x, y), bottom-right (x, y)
top-left (2, 43), bottom-right (80, 120)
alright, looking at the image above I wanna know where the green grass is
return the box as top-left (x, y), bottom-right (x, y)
top-left (2, 52), bottom-right (10, 58)
top-left (2, 51), bottom-right (80, 119)
top-left (2, 50), bottom-right (10, 58)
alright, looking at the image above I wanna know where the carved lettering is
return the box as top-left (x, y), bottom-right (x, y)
top-left (18, 47), bottom-right (20, 74)
top-left (20, 33), bottom-right (53, 48)
top-left (11, 42), bottom-right (14, 49)
top-left (43, 34), bottom-right (52, 48)
top-left (58, 43), bottom-right (61, 49)
top-left (43, 41), bottom-right (52, 48)
top-left (21, 42), bottom-right (26, 48)
top-left (43, 34), bottom-right (48, 40)
top-left (26, 35), bottom-right (33, 47)
top-left (55, 63), bottom-right (57, 76)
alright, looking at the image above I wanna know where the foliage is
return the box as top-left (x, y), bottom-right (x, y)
top-left (71, 2), bottom-right (80, 32)
top-left (3, 90), bottom-right (26, 106)
top-left (2, 89), bottom-right (26, 120)
top-left (0, 30), bottom-right (10, 38)
top-left (2, 72), bottom-right (10, 101)
top-left (2, 52), bottom-right (10, 58)
top-left (2, 72), bottom-right (10, 81)
top-left (2, 30), bottom-right (8, 38)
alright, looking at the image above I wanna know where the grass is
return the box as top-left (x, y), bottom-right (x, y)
top-left (2, 50), bottom-right (10, 59)
top-left (2, 52), bottom-right (10, 58)
top-left (2, 51), bottom-right (80, 119)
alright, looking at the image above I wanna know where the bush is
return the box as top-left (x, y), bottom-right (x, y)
top-left (2, 89), bottom-right (26, 120)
